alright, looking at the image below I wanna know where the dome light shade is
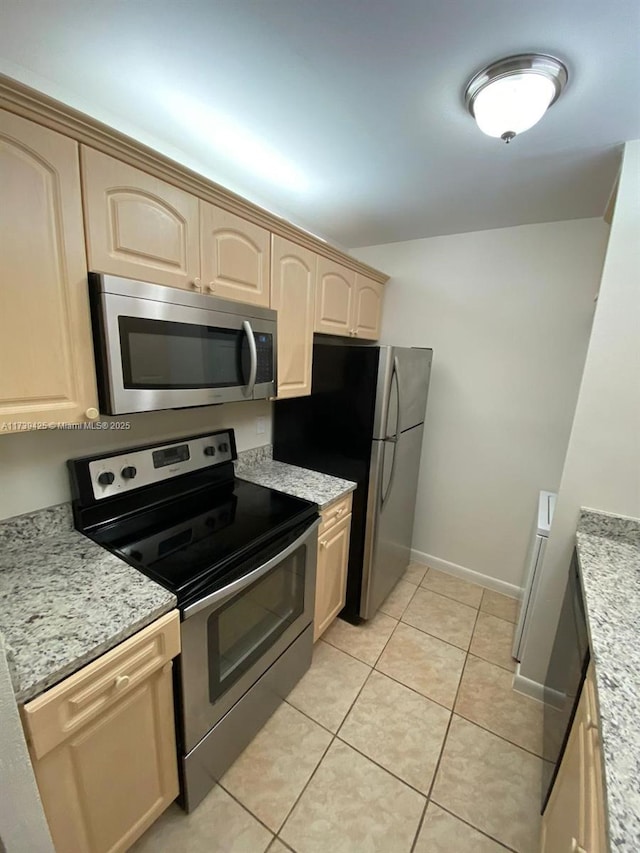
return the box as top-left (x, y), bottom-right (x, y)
top-left (465, 54), bottom-right (568, 143)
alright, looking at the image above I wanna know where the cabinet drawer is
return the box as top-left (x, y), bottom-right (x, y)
top-left (22, 611), bottom-right (180, 760)
top-left (319, 494), bottom-right (353, 535)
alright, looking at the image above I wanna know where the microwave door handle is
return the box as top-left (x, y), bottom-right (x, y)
top-left (182, 518), bottom-right (320, 619)
top-left (242, 320), bottom-right (258, 398)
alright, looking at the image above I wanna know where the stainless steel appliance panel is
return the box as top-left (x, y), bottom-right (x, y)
top-left (92, 274), bottom-right (277, 413)
top-left (361, 423), bottom-right (425, 618)
top-left (182, 624), bottom-right (313, 812)
top-left (179, 519), bottom-right (318, 752)
top-left (373, 347), bottom-right (432, 440)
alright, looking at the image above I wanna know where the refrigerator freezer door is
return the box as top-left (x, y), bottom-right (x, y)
top-left (361, 423), bottom-right (425, 619)
top-left (373, 348), bottom-right (432, 440)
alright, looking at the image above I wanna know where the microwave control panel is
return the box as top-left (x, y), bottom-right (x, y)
top-left (255, 333), bottom-right (274, 385)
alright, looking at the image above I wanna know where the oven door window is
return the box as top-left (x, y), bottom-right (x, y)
top-left (118, 316), bottom-right (257, 390)
top-left (207, 547), bottom-right (305, 704)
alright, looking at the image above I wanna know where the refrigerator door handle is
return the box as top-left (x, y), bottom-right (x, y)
top-left (385, 356), bottom-right (402, 439)
top-left (381, 358), bottom-right (401, 507)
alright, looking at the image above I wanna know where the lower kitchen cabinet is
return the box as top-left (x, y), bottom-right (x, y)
top-left (314, 494), bottom-right (352, 641)
top-left (540, 662), bottom-right (608, 853)
top-left (21, 611), bottom-right (181, 853)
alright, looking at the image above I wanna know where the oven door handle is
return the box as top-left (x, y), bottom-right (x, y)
top-left (182, 518), bottom-right (320, 619)
top-left (242, 320), bottom-right (258, 398)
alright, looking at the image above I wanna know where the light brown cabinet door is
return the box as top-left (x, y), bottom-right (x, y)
top-left (353, 274), bottom-right (384, 340)
top-left (540, 664), bottom-right (607, 853)
top-left (271, 236), bottom-right (316, 398)
top-left (200, 203), bottom-right (270, 306)
top-left (81, 146), bottom-right (200, 290)
top-left (314, 511), bottom-right (352, 641)
top-left (24, 612), bottom-right (180, 853)
top-left (0, 110), bottom-right (98, 431)
top-left (584, 668), bottom-right (608, 853)
top-left (314, 257), bottom-right (355, 337)
top-left (32, 664), bottom-right (178, 853)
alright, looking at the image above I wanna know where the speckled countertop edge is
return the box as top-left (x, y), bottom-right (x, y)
top-left (0, 503), bottom-right (176, 703)
top-left (235, 457), bottom-right (356, 509)
top-left (576, 508), bottom-right (640, 853)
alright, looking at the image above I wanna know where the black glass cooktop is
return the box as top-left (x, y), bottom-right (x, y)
top-left (91, 479), bottom-right (316, 599)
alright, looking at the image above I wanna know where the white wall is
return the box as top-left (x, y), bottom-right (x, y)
top-left (519, 141), bottom-right (640, 685)
top-left (0, 400), bottom-right (272, 521)
top-left (353, 218), bottom-right (609, 591)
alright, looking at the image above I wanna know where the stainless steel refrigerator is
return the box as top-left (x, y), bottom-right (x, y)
top-left (273, 342), bottom-right (432, 621)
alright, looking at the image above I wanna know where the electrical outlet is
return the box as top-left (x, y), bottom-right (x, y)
top-left (256, 416), bottom-right (266, 435)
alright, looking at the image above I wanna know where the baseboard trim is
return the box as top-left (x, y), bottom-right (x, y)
top-left (512, 663), bottom-right (565, 708)
top-left (410, 549), bottom-right (523, 599)
top-left (512, 664), bottom-right (546, 703)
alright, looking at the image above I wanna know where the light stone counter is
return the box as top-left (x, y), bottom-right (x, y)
top-left (576, 508), bottom-right (640, 853)
top-left (236, 451), bottom-right (356, 510)
top-left (0, 503), bottom-right (176, 703)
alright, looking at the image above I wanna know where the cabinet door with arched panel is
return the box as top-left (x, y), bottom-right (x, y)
top-left (0, 110), bottom-right (98, 431)
top-left (353, 274), bottom-right (384, 340)
top-left (271, 236), bottom-right (316, 398)
top-left (314, 257), bottom-right (355, 337)
top-left (81, 147), bottom-right (201, 290)
top-left (200, 203), bottom-right (270, 306)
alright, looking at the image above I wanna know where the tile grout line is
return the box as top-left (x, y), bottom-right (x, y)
top-left (429, 801), bottom-right (519, 852)
top-left (451, 706), bottom-right (546, 761)
top-left (227, 573), bottom-right (519, 852)
top-left (275, 620), bottom-right (405, 845)
top-left (409, 601), bottom-right (483, 852)
top-left (216, 783), bottom-right (284, 843)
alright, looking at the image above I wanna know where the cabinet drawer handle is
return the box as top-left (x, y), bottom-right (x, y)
top-left (114, 674), bottom-right (131, 691)
top-left (320, 540), bottom-right (328, 549)
top-left (85, 407), bottom-right (99, 421)
top-left (208, 282), bottom-right (216, 293)
top-left (336, 508), bottom-right (345, 517)
top-left (571, 838), bottom-right (587, 853)
top-left (191, 277), bottom-right (201, 290)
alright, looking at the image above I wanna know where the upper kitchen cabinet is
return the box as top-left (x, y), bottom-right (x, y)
top-left (0, 110), bottom-right (98, 431)
top-left (315, 260), bottom-right (384, 340)
top-left (200, 203), bottom-right (270, 306)
top-left (314, 257), bottom-right (355, 337)
top-left (353, 274), bottom-right (384, 340)
top-left (271, 236), bottom-right (316, 398)
top-left (81, 147), bottom-right (201, 290)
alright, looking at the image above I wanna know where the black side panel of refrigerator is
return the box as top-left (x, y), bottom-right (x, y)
top-left (273, 342), bottom-right (380, 620)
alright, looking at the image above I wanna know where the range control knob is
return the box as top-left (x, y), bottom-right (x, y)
top-left (204, 446), bottom-right (216, 457)
top-left (98, 471), bottom-right (115, 486)
top-left (219, 442), bottom-right (229, 453)
top-left (121, 465), bottom-right (137, 480)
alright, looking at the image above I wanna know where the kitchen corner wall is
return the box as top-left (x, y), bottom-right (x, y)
top-left (519, 141), bottom-right (640, 686)
top-left (0, 400), bottom-right (272, 521)
top-left (353, 217), bottom-right (609, 591)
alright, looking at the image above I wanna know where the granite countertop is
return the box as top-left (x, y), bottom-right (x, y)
top-left (0, 503), bottom-right (176, 704)
top-left (235, 447), bottom-right (356, 510)
top-left (576, 508), bottom-right (640, 853)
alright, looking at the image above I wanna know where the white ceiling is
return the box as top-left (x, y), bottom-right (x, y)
top-left (1, 0), bottom-right (638, 248)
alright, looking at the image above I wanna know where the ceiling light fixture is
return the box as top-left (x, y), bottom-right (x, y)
top-left (465, 54), bottom-right (568, 143)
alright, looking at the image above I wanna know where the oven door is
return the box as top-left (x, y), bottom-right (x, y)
top-left (179, 517), bottom-right (319, 753)
top-left (92, 275), bottom-right (276, 413)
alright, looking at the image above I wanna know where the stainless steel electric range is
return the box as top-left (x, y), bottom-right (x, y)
top-left (68, 429), bottom-right (319, 812)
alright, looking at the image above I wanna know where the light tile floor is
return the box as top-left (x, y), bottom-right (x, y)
top-left (133, 567), bottom-right (544, 853)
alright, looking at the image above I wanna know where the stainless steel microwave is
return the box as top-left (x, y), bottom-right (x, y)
top-left (89, 274), bottom-right (277, 415)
